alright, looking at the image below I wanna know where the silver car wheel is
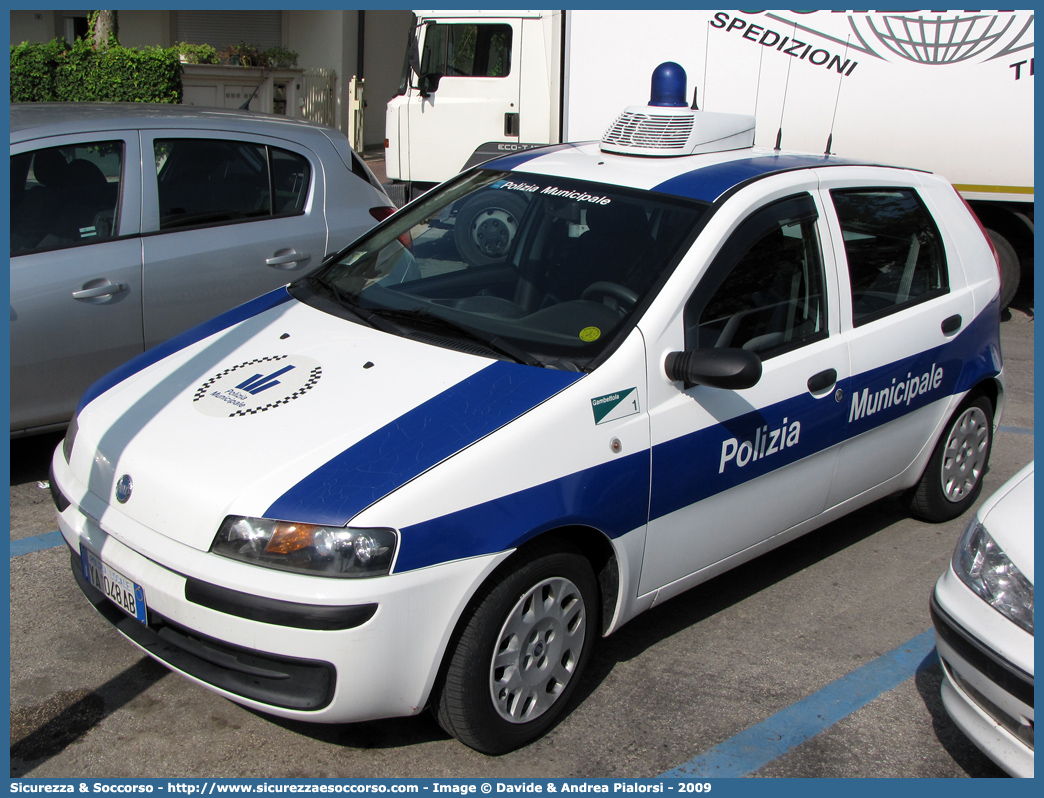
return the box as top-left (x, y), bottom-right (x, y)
top-left (941, 406), bottom-right (990, 503)
top-left (490, 576), bottom-right (587, 724)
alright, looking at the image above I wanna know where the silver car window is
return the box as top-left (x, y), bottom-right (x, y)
top-left (10, 141), bottom-right (123, 255)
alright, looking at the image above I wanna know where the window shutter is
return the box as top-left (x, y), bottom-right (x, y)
top-left (174, 11), bottom-right (283, 50)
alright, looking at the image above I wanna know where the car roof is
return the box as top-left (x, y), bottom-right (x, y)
top-left (10, 102), bottom-right (341, 145)
top-left (482, 141), bottom-right (919, 204)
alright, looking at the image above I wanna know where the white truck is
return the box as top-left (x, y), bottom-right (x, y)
top-left (384, 9), bottom-right (1033, 306)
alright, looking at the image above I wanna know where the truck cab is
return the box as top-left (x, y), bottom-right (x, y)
top-left (385, 10), bottom-right (561, 199)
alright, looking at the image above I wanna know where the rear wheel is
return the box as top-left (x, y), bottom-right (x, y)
top-left (906, 395), bottom-right (993, 522)
top-left (433, 541), bottom-right (599, 754)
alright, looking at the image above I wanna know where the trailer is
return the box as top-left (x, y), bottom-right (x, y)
top-left (385, 9), bottom-right (1033, 306)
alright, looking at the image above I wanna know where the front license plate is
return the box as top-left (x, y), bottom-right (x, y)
top-left (82, 547), bottom-right (148, 624)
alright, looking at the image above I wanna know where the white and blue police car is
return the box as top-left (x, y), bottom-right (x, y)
top-left (51, 64), bottom-right (1004, 754)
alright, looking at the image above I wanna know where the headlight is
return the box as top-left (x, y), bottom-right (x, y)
top-left (212, 516), bottom-right (397, 578)
top-left (953, 521), bottom-right (1034, 634)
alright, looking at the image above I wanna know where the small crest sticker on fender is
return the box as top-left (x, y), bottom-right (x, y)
top-left (193, 355), bottom-right (322, 418)
top-left (591, 387), bottom-right (639, 425)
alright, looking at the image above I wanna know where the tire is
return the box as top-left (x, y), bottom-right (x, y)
top-left (986, 229), bottom-right (1020, 311)
top-left (453, 190), bottom-right (529, 267)
top-left (906, 395), bottom-right (993, 522)
top-left (433, 541), bottom-right (599, 754)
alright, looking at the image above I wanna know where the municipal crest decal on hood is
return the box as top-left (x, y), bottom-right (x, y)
top-left (193, 354), bottom-right (322, 418)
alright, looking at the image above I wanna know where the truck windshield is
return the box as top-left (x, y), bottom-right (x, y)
top-left (298, 170), bottom-right (707, 368)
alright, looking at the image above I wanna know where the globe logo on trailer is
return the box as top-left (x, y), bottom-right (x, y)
top-left (193, 354), bottom-right (323, 418)
top-left (854, 12), bottom-right (1023, 64)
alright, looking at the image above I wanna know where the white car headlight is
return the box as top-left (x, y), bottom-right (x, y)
top-left (953, 521), bottom-right (1034, 634)
top-left (212, 516), bottom-right (397, 578)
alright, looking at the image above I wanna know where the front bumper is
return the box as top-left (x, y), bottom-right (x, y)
top-left (52, 448), bottom-right (509, 724)
top-left (930, 576), bottom-right (1034, 777)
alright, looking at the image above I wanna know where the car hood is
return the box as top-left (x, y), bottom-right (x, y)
top-left (73, 289), bottom-right (584, 552)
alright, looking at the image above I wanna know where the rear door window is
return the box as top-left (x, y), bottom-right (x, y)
top-left (830, 188), bottom-right (947, 325)
top-left (154, 138), bottom-right (311, 230)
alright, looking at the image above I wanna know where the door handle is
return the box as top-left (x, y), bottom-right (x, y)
top-left (266, 248), bottom-right (310, 270)
top-left (941, 314), bottom-right (962, 335)
top-left (72, 281), bottom-right (128, 300)
top-left (504, 112), bottom-right (520, 137)
top-left (807, 368), bottom-right (838, 393)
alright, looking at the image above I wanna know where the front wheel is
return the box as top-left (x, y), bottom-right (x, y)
top-left (433, 542), bottom-right (599, 754)
top-left (906, 395), bottom-right (993, 522)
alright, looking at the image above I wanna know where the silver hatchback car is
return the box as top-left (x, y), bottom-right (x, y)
top-left (10, 103), bottom-right (394, 436)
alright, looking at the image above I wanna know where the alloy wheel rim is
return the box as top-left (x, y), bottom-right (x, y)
top-left (489, 576), bottom-right (587, 724)
top-left (941, 406), bottom-right (990, 502)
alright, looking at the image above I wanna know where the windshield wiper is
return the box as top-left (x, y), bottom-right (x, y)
top-left (310, 276), bottom-right (400, 334)
top-left (371, 308), bottom-right (545, 368)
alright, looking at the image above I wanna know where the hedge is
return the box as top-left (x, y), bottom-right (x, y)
top-left (11, 39), bottom-right (182, 103)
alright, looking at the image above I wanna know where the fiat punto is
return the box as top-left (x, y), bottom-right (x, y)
top-left (52, 65), bottom-right (1004, 754)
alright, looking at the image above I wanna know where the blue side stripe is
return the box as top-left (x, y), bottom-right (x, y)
top-left (389, 306), bottom-right (999, 573)
top-left (264, 361), bottom-right (585, 526)
top-left (77, 288), bottom-right (295, 415)
top-left (397, 451), bottom-right (649, 572)
top-left (651, 305), bottom-right (1000, 519)
top-left (653, 154), bottom-right (865, 202)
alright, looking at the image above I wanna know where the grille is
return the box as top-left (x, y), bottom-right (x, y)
top-left (603, 112), bottom-right (694, 150)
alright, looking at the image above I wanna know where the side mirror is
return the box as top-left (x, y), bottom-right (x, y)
top-left (418, 72), bottom-right (442, 97)
top-left (665, 348), bottom-right (763, 390)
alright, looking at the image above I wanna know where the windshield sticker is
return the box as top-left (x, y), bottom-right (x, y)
top-left (580, 326), bottom-right (601, 342)
top-left (192, 354), bottom-right (322, 418)
top-left (592, 388), bottom-right (639, 425)
top-left (494, 179), bottom-right (612, 205)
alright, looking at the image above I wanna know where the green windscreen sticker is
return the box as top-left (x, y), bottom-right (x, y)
top-left (591, 388), bottom-right (639, 425)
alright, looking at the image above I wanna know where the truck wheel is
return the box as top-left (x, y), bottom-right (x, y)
top-left (453, 190), bottom-right (528, 267)
top-left (986, 229), bottom-right (1020, 310)
top-left (906, 395), bottom-right (993, 522)
top-left (433, 542), bottom-right (599, 754)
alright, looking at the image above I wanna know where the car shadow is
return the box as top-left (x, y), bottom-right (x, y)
top-left (10, 431), bottom-right (65, 486)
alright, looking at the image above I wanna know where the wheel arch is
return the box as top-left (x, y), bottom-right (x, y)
top-left (425, 524), bottom-right (620, 711)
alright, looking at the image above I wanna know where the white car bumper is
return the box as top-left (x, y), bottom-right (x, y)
top-left (931, 571), bottom-right (1034, 777)
top-left (52, 449), bottom-right (509, 724)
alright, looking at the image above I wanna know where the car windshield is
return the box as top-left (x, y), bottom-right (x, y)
top-left (296, 169), bottom-right (707, 368)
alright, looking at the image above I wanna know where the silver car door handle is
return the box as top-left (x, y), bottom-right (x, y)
top-left (72, 282), bottom-right (128, 300)
top-left (266, 249), bottom-right (310, 269)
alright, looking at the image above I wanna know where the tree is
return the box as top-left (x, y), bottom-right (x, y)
top-left (90, 10), bottom-right (119, 50)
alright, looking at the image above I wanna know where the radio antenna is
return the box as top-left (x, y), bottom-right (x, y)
top-left (776, 21), bottom-right (797, 151)
top-left (702, 19), bottom-right (711, 108)
top-left (825, 35), bottom-right (851, 155)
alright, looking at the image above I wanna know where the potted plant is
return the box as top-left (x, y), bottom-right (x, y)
top-left (261, 46), bottom-right (299, 69)
top-left (176, 42), bottom-right (219, 64)
top-left (222, 42), bottom-right (261, 67)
